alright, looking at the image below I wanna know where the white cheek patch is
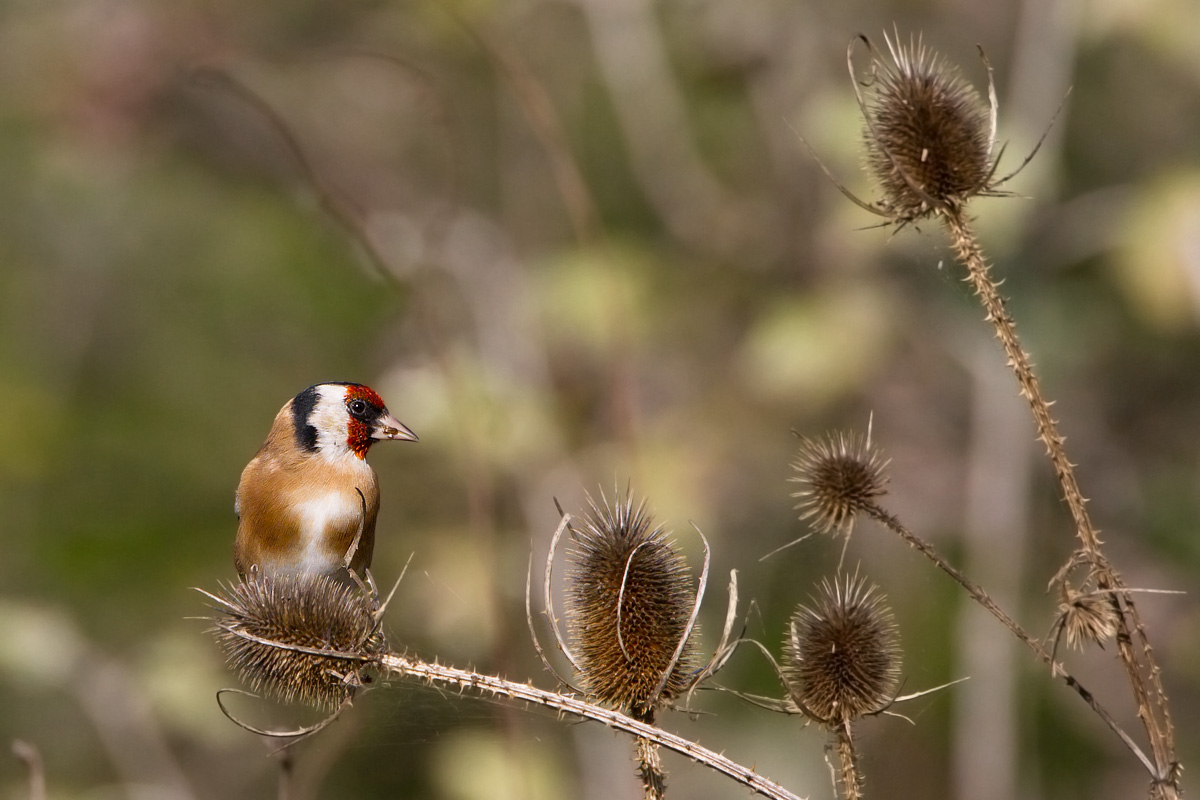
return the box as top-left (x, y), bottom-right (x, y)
top-left (311, 384), bottom-right (352, 460)
top-left (294, 492), bottom-right (362, 572)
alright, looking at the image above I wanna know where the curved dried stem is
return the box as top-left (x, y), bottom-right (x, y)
top-left (687, 569), bottom-right (743, 700)
top-left (978, 45), bottom-right (999, 165)
top-left (212, 614), bottom-right (804, 797)
top-left (526, 550), bottom-right (577, 690)
top-left (648, 522), bottom-right (711, 707)
top-left (709, 685), bottom-right (798, 716)
top-left (215, 689), bottom-right (350, 740)
top-left (341, 488), bottom-right (368, 573)
top-left (700, 638), bottom-right (800, 718)
top-left (617, 541), bottom-right (657, 662)
top-left (989, 86), bottom-right (1073, 189)
top-left (787, 120), bottom-right (888, 218)
top-left (721, 634), bottom-right (825, 724)
top-left (374, 552), bottom-right (414, 624)
top-left (543, 512), bottom-right (582, 673)
top-left (210, 615), bottom-right (378, 666)
top-left (890, 676), bottom-right (971, 709)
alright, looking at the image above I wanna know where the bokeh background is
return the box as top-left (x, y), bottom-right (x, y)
top-left (1, 0), bottom-right (1198, 798)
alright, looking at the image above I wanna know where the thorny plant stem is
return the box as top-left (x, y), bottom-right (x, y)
top-left (943, 212), bottom-right (1178, 796)
top-left (863, 501), bottom-right (1158, 779)
top-left (378, 652), bottom-right (803, 800)
top-left (636, 737), bottom-right (667, 800)
top-left (834, 724), bottom-right (861, 800)
top-left (944, 213), bottom-right (1099, 554)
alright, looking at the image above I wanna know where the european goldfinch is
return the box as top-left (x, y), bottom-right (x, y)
top-left (234, 382), bottom-right (417, 581)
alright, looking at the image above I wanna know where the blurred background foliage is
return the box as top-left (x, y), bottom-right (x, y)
top-left (0, 0), bottom-right (1197, 798)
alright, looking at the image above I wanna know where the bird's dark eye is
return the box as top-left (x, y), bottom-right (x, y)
top-left (348, 399), bottom-right (369, 417)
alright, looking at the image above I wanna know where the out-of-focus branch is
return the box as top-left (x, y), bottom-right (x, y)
top-left (0, 604), bottom-right (196, 800)
top-left (951, 332), bottom-right (1035, 800)
top-left (12, 740), bottom-right (46, 800)
top-left (575, 0), bottom-right (737, 253)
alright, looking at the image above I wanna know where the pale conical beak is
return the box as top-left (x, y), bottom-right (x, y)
top-left (373, 413), bottom-right (418, 442)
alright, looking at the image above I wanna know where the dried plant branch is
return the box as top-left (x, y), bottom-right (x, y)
top-left (209, 578), bottom-right (803, 800)
top-left (376, 651), bottom-right (802, 800)
top-left (862, 501), bottom-right (1158, 778)
top-left (944, 214), bottom-right (1098, 557)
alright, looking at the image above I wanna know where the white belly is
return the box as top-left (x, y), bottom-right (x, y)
top-left (294, 492), bottom-right (362, 572)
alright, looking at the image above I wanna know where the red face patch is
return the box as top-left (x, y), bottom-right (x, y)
top-left (344, 384), bottom-right (387, 459)
top-left (346, 384), bottom-right (386, 409)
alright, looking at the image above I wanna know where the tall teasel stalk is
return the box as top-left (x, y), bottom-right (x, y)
top-left (560, 490), bottom-right (704, 799)
top-left (782, 574), bottom-right (901, 800)
top-left (804, 30), bottom-right (1180, 796)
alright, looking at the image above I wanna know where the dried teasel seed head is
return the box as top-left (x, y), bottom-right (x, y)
top-left (859, 33), bottom-right (994, 222)
top-left (206, 574), bottom-right (386, 710)
top-left (790, 431), bottom-right (888, 536)
top-left (565, 489), bottom-right (699, 722)
top-left (782, 573), bottom-right (900, 726)
top-left (1059, 584), bottom-right (1119, 651)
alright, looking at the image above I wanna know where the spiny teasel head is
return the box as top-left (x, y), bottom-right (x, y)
top-left (204, 574), bottom-right (387, 710)
top-left (782, 573), bottom-right (901, 726)
top-left (565, 489), bottom-right (699, 722)
top-left (1058, 583), bottom-right (1120, 651)
top-left (857, 32), bottom-right (996, 222)
top-left (790, 430), bottom-right (889, 537)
